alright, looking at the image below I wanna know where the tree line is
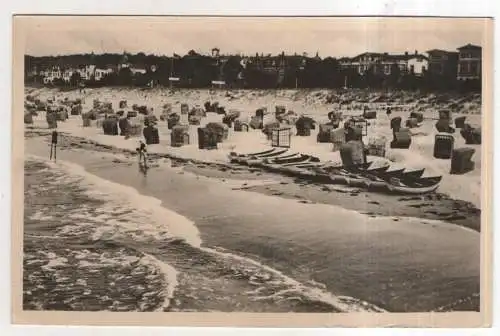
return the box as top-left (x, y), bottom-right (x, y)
top-left (24, 51), bottom-right (481, 93)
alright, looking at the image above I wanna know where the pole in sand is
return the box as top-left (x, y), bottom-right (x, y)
top-left (50, 130), bottom-right (58, 162)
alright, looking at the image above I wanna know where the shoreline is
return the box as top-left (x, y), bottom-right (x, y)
top-left (23, 154), bottom-right (380, 313)
top-left (23, 137), bottom-right (480, 312)
top-left (25, 130), bottom-right (481, 233)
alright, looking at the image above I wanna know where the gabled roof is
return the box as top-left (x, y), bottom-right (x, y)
top-left (426, 49), bottom-right (450, 54)
top-left (457, 43), bottom-right (482, 50)
top-left (388, 54), bottom-right (428, 61)
top-left (349, 52), bottom-right (428, 63)
top-left (351, 52), bottom-right (384, 60)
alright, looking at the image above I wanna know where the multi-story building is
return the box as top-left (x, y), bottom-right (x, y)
top-left (456, 44), bottom-right (482, 80)
top-left (342, 52), bottom-right (384, 74)
top-left (426, 49), bottom-right (459, 78)
top-left (340, 51), bottom-right (428, 76)
top-left (77, 65), bottom-right (96, 81)
top-left (62, 68), bottom-right (76, 82)
top-left (338, 57), bottom-right (353, 70)
top-left (94, 68), bottom-right (113, 81)
top-left (406, 54), bottom-right (429, 75)
top-left (41, 66), bottom-right (62, 84)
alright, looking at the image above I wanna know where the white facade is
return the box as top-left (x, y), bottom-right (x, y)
top-left (94, 68), bottom-right (113, 81)
top-left (130, 67), bottom-right (147, 75)
top-left (41, 66), bottom-right (62, 84)
top-left (78, 65), bottom-right (96, 81)
top-left (407, 56), bottom-right (428, 76)
top-left (62, 69), bottom-right (74, 82)
top-left (38, 62), bottom-right (153, 84)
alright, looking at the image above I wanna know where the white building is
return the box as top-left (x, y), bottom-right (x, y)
top-left (62, 69), bottom-right (75, 82)
top-left (94, 68), bottom-right (113, 81)
top-left (41, 66), bottom-right (62, 84)
top-left (407, 55), bottom-right (428, 76)
top-left (130, 67), bottom-right (147, 75)
top-left (340, 51), bottom-right (428, 76)
top-left (77, 65), bottom-right (96, 81)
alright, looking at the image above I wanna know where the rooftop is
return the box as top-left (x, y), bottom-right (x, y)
top-left (349, 52), bottom-right (428, 62)
top-left (457, 43), bottom-right (482, 50)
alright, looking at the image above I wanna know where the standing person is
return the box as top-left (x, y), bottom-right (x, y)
top-left (136, 140), bottom-right (148, 168)
top-left (49, 130), bottom-right (58, 162)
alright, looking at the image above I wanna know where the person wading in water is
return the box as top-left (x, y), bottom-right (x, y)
top-left (136, 140), bottom-right (148, 170)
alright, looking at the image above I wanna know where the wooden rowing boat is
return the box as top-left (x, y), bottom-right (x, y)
top-left (249, 152), bottom-right (299, 167)
top-left (231, 148), bottom-right (290, 165)
top-left (228, 150), bottom-right (442, 195)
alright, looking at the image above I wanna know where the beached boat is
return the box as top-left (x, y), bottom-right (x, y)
top-left (247, 151), bottom-right (299, 167)
top-left (401, 168), bottom-right (426, 180)
top-left (262, 155), bottom-right (322, 172)
top-left (263, 154), bottom-right (319, 166)
top-left (228, 149), bottom-right (441, 194)
top-left (229, 148), bottom-right (289, 164)
top-left (386, 176), bottom-right (442, 194)
top-left (365, 165), bottom-right (390, 174)
top-left (313, 165), bottom-right (441, 194)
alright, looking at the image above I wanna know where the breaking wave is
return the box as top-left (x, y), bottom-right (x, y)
top-left (24, 154), bottom-right (386, 312)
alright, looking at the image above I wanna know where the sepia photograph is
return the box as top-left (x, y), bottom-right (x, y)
top-left (11, 15), bottom-right (493, 327)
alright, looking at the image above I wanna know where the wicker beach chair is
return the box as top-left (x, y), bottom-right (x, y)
top-left (450, 147), bottom-right (475, 174)
top-left (433, 133), bottom-right (455, 159)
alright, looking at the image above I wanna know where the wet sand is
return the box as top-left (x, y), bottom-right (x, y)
top-left (24, 131), bottom-right (481, 312)
top-left (26, 130), bottom-right (481, 232)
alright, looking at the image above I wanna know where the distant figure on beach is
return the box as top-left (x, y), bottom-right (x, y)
top-left (49, 130), bottom-right (58, 162)
top-left (136, 140), bottom-right (148, 168)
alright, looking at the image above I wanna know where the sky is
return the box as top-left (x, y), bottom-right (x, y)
top-left (18, 16), bottom-right (489, 58)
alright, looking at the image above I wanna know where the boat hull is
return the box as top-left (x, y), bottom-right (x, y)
top-left (228, 151), bottom-right (442, 195)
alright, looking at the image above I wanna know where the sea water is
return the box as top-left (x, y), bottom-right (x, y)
top-left (23, 143), bottom-right (480, 312)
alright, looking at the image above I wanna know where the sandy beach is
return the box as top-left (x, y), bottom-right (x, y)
top-left (25, 86), bottom-right (483, 207)
top-left (22, 86), bottom-right (482, 313)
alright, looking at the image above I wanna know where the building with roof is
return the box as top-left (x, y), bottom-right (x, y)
top-left (339, 51), bottom-right (428, 76)
top-left (94, 68), bottom-right (113, 81)
top-left (40, 66), bottom-right (62, 84)
top-left (62, 68), bottom-right (76, 82)
top-left (77, 65), bottom-right (96, 81)
top-left (426, 49), bottom-right (459, 78)
top-left (456, 44), bottom-right (482, 80)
